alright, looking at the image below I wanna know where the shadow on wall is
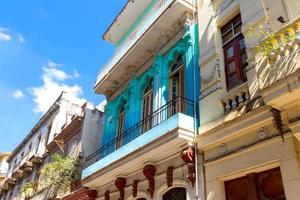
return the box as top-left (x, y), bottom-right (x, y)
top-left (256, 49), bottom-right (300, 89)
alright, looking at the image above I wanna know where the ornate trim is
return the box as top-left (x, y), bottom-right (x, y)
top-left (132, 180), bottom-right (138, 198)
top-left (115, 177), bottom-right (127, 200)
top-left (181, 147), bottom-right (196, 187)
top-left (104, 190), bottom-right (110, 200)
top-left (166, 166), bottom-right (174, 187)
top-left (143, 165), bottom-right (156, 198)
top-left (270, 107), bottom-right (285, 141)
top-left (201, 58), bottom-right (220, 85)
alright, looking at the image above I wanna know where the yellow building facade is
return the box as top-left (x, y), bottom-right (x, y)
top-left (197, 0), bottom-right (300, 199)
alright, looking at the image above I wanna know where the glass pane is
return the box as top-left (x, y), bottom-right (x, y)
top-left (226, 46), bottom-right (234, 58)
top-left (222, 31), bottom-right (233, 44)
top-left (232, 14), bottom-right (242, 26)
top-left (240, 53), bottom-right (248, 66)
top-left (239, 37), bottom-right (246, 50)
top-left (228, 74), bottom-right (240, 89)
top-left (234, 23), bottom-right (242, 34)
top-left (227, 61), bottom-right (237, 75)
top-left (221, 22), bottom-right (232, 35)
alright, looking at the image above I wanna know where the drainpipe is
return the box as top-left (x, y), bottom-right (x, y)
top-left (192, 0), bottom-right (206, 200)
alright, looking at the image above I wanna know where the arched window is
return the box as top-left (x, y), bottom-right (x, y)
top-left (116, 104), bottom-right (126, 149)
top-left (162, 187), bottom-right (186, 200)
top-left (170, 55), bottom-right (185, 114)
top-left (142, 79), bottom-right (153, 133)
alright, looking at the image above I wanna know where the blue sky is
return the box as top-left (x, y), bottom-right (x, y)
top-left (0, 0), bottom-right (127, 152)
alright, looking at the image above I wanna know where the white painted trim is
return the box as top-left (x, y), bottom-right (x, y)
top-left (126, 191), bottom-right (150, 200)
top-left (156, 179), bottom-right (191, 200)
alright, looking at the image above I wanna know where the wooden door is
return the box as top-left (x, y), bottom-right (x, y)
top-left (225, 168), bottom-right (285, 200)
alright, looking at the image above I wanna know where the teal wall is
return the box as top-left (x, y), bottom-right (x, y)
top-left (101, 22), bottom-right (200, 148)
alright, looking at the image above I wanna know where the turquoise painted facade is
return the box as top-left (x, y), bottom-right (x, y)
top-left (101, 23), bottom-right (200, 149)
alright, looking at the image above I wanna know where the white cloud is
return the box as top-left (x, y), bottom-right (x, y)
top-left (12, 90), bottom-right (24, 99)
top-left (30, 60), bottom-right (83, 114)
top-left (0, 27), bottom-right (11, 42)
top-left (73, 69), bottom-right (80, 78)
top-left (18, 33), bottom-right (25, 43)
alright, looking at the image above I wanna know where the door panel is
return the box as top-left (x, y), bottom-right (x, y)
top-left (225, 168), bottom-right (286, 200)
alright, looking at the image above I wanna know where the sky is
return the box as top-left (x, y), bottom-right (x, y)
top-left (0, 0), bottom-right (127, 152)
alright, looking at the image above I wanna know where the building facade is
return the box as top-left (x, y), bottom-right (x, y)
top-left (0, 153), bottom-right (10, 196)
top-left (197, 0), bottom-right (300, 199)
top-left (81, 0), bottom-right (300, 200)
top-left (82, 0), bottom-right (201, 200)
top-left (0, 92), bottom-right (104, 200)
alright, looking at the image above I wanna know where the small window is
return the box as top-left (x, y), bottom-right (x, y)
top-left (116, 105), bottom-right (126, 149)
top-left (170, 55), bottom-right (185, 114)
top-left (35, 135), bottom-right (42, 154)
top-left (221, 14), bottom-right (247, 90)
top-left (142, 79), bottom-right (154, 133)
top-left (28, 143), bottom-right (32, 154)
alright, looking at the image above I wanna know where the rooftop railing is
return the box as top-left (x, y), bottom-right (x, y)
top-left (86, 96), bottom-right (197, 163)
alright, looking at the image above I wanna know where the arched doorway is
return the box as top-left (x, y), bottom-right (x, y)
top-left (163, 187), bottom-right (186, 200)
top-left (136, 198), bottom-right (146, 200)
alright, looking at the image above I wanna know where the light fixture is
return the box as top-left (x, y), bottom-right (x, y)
top-left (277, 16), bottom-right (286, 24)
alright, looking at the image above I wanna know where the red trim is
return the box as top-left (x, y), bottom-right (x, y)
top-left (115, 177), bottom-right (127, 200)
top-left (143, 165), bottom-right (156, 198)
top-left (181, 147), bottom-right (196, 187)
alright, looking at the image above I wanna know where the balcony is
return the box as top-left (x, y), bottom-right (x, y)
top-left (82, 97), bottom-right (197, 185)
top-left (46, 115), bottom-right (83, 153)
top-left (253, 18), bottom-right (300, 106)
top-left (94, 0), bottom-right (195, 96)
top-left (11, 153), bottom-right (34, 180)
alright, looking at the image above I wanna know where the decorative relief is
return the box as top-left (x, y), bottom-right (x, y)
top-left (257, 128), bottom-right (269, 140)
top-left (270, 108), bottom-right (285, 141)
top-left (181, 147), bottom-right (196, 187)
top-left (104, 190), bottom-right (110, 200)
top-left (115, 177), bottom-right (127, 200)
top-left (200, 58), bottom-right (220, 85)
top-left (218, 143), bottom-right (228, 155)
top-left (166, 166), bottom-right (174, 187)
top-left (143, 165), bottom-right (156, 198)
top-left (132, 180), bottom-right (138, 198)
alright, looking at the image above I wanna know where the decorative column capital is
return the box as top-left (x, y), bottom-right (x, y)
top-left (104, 190), bottom-right (110, 200)
top-left (181, 147), bottom-right (196, 187)
top-left (115, 177), bottom-right (127, 200)
top-left (143, 164), bottom-right (156, 198)
top-left (181, 147), bottom-right (195, 163)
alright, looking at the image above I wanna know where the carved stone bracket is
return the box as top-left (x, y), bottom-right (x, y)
top-left (132, 180), bottom-right (138, 198)
top-left (88, 190), bottom-right (98, 200)
top-left (115, 177), bottom-right (127, 200)
top-left (167, 166), bottom-right (174, 187)
top-left (270, 107), bottom-right (285, 141)
top-left (104, 190), bottom-right (110, 200)
top-left (143, 165), bottom-right (156, 198)
top-left (181, 147), bottom-right (196, 187)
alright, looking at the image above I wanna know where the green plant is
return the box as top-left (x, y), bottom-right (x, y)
top-left (38, 154), bottom-right (78, 199)
top-left (22, 182), bottom-right (37, 199)
top-left (246, 23), bottom-right (295, 58)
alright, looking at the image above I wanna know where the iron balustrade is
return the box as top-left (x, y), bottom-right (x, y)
top-left (86, 96), bottom-right (197, 162)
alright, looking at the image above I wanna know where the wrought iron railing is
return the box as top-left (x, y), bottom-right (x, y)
top-left (86, 96), bottom-right (197, 162)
